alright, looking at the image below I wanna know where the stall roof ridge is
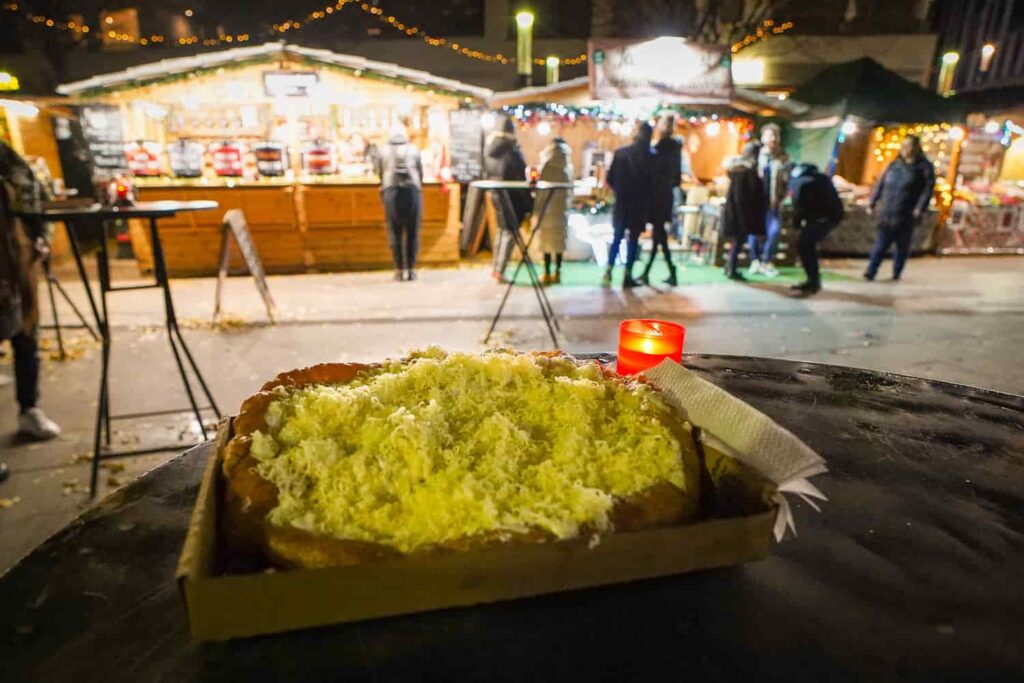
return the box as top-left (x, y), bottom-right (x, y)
top-left (55, 41), bottom-right (493, 99)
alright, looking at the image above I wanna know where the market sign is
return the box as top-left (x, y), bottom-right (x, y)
top-left (588, 38), bottom-right (733, 104)
top-left (263, 71), bottom-right (319, 97)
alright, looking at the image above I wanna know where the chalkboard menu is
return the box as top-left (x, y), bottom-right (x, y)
top-left (51, 113), bottom-right (97, 199)
top-left (78, 105), bottom-right (128, 180)
top-left (448, 110), bottom-right (484, 183)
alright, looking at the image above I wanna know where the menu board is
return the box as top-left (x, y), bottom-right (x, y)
top-left (448, 110), bottom-right (484, 183)
top-left (78, 105), bottom-right (128, 179)
top-left (51, 113), bottom-right (96, 198)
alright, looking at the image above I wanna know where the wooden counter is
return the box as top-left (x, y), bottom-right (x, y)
top-left (131, 182), bottom-right (461, 276)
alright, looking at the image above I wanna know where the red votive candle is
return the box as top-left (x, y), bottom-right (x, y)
top-left (616, 319), bottom-right (685, 375)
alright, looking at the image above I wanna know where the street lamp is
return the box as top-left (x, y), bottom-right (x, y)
top-left (937, 50), bottom-right (959, 95)
top-left (516, 10), bottom-right (534, 87)
top-left (546, 55), bottom-right (559, 84)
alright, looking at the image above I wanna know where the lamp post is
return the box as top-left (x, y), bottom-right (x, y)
top-left (546, 56), bottom-right (560, 84)
top-left (516, 10), bottom-right (534, 88)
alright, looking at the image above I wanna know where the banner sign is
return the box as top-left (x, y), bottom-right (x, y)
top-left (589, 38), bottom-right (733, 104)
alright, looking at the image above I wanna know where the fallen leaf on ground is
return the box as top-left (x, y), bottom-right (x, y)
top-left (0, 496), bottom-right (21, 508)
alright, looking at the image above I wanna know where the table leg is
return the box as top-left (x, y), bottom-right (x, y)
top-left (97, 227), bottom-right (112, 447)
top-left (517, 190), bottom-right (560, 332)
top-left (42, 258), bottom-right (65, 360)
top-left (148, 218), bottom-right (221, 434)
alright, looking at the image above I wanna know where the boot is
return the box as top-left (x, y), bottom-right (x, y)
top-left (638, 262), bottom-right (652, 286)
top-left (663, 263), bottom-right (678, 287)
top-left (601, 267), bottom-right (613, 287)
top-left (622, 272), bottom-right (639, 289)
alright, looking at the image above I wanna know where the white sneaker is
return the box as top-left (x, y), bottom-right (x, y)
top-left (761, 262), bottom-right (780, 278)
top-left (748, 259), bottom-right (762, 275)
top-left (18, 407), bottom-right (61, 440)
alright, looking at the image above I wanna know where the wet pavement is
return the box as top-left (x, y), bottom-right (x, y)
top-left (0, 255), bottom-right (1022, 572)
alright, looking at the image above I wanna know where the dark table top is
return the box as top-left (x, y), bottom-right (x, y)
top-left (21, 200), bottom-right (219, 221)
top-left (2, 355), bottom-right (1022, 682)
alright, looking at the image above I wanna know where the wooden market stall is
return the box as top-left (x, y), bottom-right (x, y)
top-left (55, 42), bottom-right (490, 275)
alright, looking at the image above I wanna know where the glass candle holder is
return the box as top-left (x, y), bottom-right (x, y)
top-left (616, 319), bottom-right (685, 375)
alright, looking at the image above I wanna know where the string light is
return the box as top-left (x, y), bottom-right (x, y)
top-left (732, 19), bottom-right (793, 54)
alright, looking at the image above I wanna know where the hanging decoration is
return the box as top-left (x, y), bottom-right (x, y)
top-left (731, 19), bottom-right (794, 54)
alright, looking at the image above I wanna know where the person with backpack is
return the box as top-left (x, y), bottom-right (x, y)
top-left (374, 123), bottom-right (423, 281)
top-left (788, 162), bottom-right (845, 296)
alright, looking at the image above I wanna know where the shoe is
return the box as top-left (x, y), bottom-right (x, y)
top-left (0, 462), bottom-right (8, 484)
top-left (393, 270), bottom-right (404, 281)
top-left (726, 270), bottom-right (747, 281)
top-left (790, 281), bottom-right (821, 295)
top-left (541, 273), bottom-right (553, 286)
top-left (406, 270), bottom-right (417, 281)
top-left (761, 262), bottom-right (779, 277)
top-left (748, 259), bottom-right (762, 275)
top-left (552, 271), bottom-right (561, 285)
top-left (622, 275), bottom-right (639, 289)
top-left (601, 268), bottom-right (612, 287)
top-left (663, 266), bottom-right (678, 287)
top-left (891, 275), bottom-right (901, 281)
top-left (863, 272), bottom-right (876, 281)
top-left (18, 407), bottom-right (61, 440)
top-left (638, 271), bottom-right (651, 286)
top-left (492, 271), bottom-right (510, 284)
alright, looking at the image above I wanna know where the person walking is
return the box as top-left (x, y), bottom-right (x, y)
top-left (533, 137), bottom-right (572, 285)
top-left (0, 141), bottom-right (61, 442)
top-left (604, 122), bottom-right (653, 289)
top-left (640, 115), bottom-right (683, 287)
top-left (721, 142), bottom-right (766, 281)
top-left (864, 135), bottom-right (935, 281)
top-left (788, 163), bottom-right (845, 296)
top-left (748, 123), bottom-right (789, 277)
top-left (484, 115), bottom-right (532, 284)
top-left (374, 123), bottom-right (423, 281)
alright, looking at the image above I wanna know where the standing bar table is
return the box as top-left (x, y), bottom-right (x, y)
top-left (471, 180), bottom-right (574, 349)
top-left (0, 355), bottom-right (1020, 681)
top-left (18, 201), bottom-right (222, 495)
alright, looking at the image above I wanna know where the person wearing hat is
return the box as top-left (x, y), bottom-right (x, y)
top-left (789, 162), bottom-right (844, 295)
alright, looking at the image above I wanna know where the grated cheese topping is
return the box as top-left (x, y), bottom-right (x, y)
top-left (250, 349), bottom-right (685, 553)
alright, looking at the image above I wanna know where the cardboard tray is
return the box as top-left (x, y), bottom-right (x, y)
top-left (177, 420), bottom-right (778, 641)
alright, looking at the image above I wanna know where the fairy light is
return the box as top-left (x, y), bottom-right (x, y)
top-left (732, 19), bottom-right (794, 54)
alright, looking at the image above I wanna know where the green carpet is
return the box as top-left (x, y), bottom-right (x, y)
top-left (509, 260), bottom-right (854, 287)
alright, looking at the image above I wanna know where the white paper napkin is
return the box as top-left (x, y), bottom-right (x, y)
top-left (643, 359), bottom-right (828, 541)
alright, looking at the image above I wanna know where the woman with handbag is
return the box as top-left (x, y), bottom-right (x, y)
top-left (0, 141), bottom-right (60, 447)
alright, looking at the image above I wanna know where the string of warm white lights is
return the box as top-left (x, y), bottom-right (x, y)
top-left (731, 19), bottom-right (793, 54)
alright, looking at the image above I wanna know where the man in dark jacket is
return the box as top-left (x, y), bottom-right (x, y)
top-left (484, 116), bottom-right (532, 283)
top-left (864, 135), bottom-right (935, 281)
top-left (721, 142), bottom-right (766, 281)
top-left (604, 122), bottom-right (653, 289)
top-left (374, 124), bottom-right (423, 281)
top-left (788, 163), bottom-right (844, 295)
top-left (640, 115), bottom-right (682, 287)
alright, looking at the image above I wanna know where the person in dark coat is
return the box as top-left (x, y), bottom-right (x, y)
top-left (788, 163), bottom-right (844, 295)
top-left (864, 135), bottom-right (935, 281)
top-left (0, 141), bottom-right (60, 444)
top-left (640, 115), bottom-right (683, 287)
top-left (721, 142), bottom-right (766, 281)
top-left (604, 122), bottom-right (653, 289)
top-left (373, 123), bottom-right (423, 281)
top-left (484, 115), bottom-right (532, 283)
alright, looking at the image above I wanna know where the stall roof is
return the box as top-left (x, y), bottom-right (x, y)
top-left (489, 76), bottom-right (808, 117)
top-left (55, 41), bottom-right (493, 100)
top-left (790, 57), bottom-right (961, 124)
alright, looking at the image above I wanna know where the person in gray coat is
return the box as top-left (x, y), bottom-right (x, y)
top-left (374, 123), bottom-right (423, 281)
